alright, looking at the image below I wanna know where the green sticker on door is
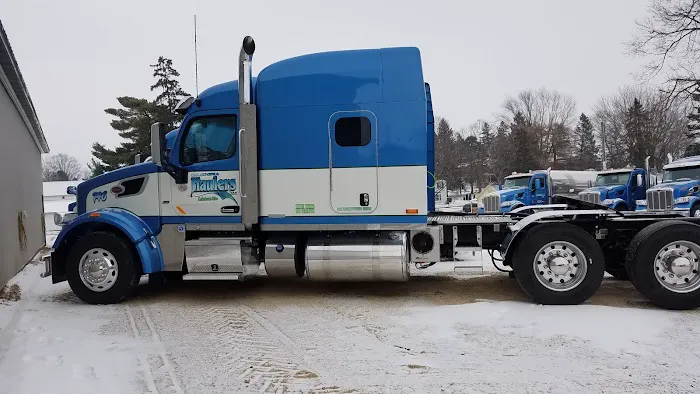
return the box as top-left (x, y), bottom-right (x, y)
top-left (295, 204), bottom-right (316, 214)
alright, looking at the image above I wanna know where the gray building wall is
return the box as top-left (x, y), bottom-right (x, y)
top-left (0, 82), bottom-right (45, 286)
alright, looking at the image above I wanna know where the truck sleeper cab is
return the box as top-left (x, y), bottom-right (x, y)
top-left (637, 156), bottom-right (700, 217)
top-left (579, 168), bottom-right (646, 211)
top-left (43, 37), bottom-right (700, 311)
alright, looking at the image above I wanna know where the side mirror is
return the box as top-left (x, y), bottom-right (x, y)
top-left (66, 186), bottom-right (77, 195)
top-left (636, 174), bottom-right (643, 187)
top-left (150, 123), bottom-right (166, 166)
top-left (151, 122), bottom-right (188, 184)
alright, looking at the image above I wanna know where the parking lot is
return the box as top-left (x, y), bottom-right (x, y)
top-left (1, 255), bottom-right (699, 394)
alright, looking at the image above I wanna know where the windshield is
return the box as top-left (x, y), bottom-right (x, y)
top-left (663, 165), bottom-right (700, 182)
top-left (503, 176), bottom-right (531, 189)
top-left (595, 172), bottom-right (630, 186)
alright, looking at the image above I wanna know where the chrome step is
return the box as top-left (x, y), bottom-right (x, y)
top-left (454, 248), bottom-right (484, 274)
top-left (182, 272), bottom-right (241, 281)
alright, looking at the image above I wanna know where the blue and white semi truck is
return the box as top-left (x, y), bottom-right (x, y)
top-left (578, 168), bottom-right (647, 211)
top-left (637, 156), bottom-right (700, 217)
top-left (42, 37), bottom-right (700, 310)
top-left (479, 170), bottom-right (597, 213)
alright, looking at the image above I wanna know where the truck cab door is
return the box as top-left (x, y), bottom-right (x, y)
top-left (631, 170), bottom-right (646, 203)
top-left (167, 112), bottom-right (241, 220)
top-left (329, 111), bottom-right (378, 214)
top-left (532, 175), bottom-right (547, 204)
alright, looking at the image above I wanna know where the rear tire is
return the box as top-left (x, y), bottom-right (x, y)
top-left (66, 231), bottom-right (140, 304)
top-left (625, 220), bottom-right (700, 310)
top-left (513, 223), bottom-right (605, 305)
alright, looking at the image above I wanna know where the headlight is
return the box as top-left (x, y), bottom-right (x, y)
top-left (675, 196), bottom-right (692, 204)
top-left (601, 199), bottom-right (615, 205)
top-left (636, 200), bottom-right (647, 206)
top-left (501, 200), bottom-right (517, 207)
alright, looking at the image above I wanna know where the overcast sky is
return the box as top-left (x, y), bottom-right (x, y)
top-left (2, 0), bottom-right (654, 165)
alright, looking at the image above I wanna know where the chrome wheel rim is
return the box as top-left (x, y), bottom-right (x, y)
top-left (693, 210), bottom-right (700, 218)
top-left (654, 241), bottom-right (700, 293)
top-left (533, 241), bottom-right (587, 292)
top-left (79, 248), bottom-right (119, 292)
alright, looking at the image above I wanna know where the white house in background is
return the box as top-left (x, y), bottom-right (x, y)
top-left (43, 181), bottom-right (79, 233)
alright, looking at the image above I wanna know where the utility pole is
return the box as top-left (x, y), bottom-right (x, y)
top-left (601, 121), bottom-right (607, 170)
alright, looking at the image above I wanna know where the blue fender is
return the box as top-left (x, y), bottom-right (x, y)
top-left (53, 208), bottom-right (164, 274)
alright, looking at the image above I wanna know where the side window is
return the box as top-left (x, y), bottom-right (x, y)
top-left (335, 116), bottom-right (371, 147)
top-left (181, 115), bottom-right (237, 165)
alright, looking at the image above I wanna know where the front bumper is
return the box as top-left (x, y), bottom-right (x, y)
top-left (636, 207), bottom-right (691, 216)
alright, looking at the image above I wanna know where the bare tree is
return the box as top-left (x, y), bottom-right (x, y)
top-left (593, 86), bottom-right (689, 170)
top-left (501, 88), bottom-right (577, 168)
top-left (630, 0), bottom-right (700, 99)
top-left (42, 153), bottom-right (86, 181)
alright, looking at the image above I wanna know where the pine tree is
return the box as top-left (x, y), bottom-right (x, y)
top-left (90, 57), bottom-right (189, 175)
top-left (510, 112), bottom-right (538, 173)
top-left (625, 98), bottom-right (652, 168)
top-left (686, 89), bottom-right (700, 157)
top-left (151, 57), bottom-right (189, 110)
top-left (434, 118), bottom-right (461, 190)
top-left (573, 113), bottom-right (599, 169)
top-left (489, 121), bottom-right (512, 182)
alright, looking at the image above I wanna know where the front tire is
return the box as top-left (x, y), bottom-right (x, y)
top-left (626, 220), bottom-right (700, 310)
top-left (513, 223), bottom-right (605, 305)
top-left (66, 231), bottom-right (140, 304)
top-left (691, 204), bottom-right (700, 218)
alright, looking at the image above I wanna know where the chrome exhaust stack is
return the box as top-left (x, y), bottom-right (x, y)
top-left (239, 36), bottom-right (255, 105)
top-left (645, 155), bottom-right (651, 188)
top-left (237, 36), bottom-right (259, 229)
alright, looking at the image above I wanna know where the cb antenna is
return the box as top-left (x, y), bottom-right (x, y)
top-left (194, 14), bottom-right (199, 95)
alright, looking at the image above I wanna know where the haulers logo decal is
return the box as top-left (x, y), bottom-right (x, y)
top-left (190, 172), bottom-right (238, 203)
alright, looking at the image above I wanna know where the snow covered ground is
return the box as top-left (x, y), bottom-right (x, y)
top-left (1, 254), bottom-right (700, 393)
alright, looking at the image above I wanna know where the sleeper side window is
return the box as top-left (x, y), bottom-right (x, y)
top-left (335, 116), bottom-right (371, 147)
top-left (181, 115), bottom-right (237, 165)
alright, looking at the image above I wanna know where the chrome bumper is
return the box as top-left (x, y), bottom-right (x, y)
top-left (40, 253), bottom-right (52, 278)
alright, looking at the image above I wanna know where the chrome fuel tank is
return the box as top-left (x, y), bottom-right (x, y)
top-left (305, 232), bottom-right (409, 282)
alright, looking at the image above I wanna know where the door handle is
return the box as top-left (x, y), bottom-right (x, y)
top-left (238, 128), bottom-right (246, 198)
top-left (221, 206), bottom-right (240, 214)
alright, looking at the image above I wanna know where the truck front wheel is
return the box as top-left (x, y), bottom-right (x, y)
top-left (626, 221), bottom-right (700, 310)
top-left (65, 231), bottom-right (141, 304)
top-left (513, 223), bottom-right (605, 305)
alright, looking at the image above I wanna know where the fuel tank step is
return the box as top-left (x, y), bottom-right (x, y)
top-left (454, 248), bottom-right (484, 274)
top-left (182, 273), bottom-right (241, 281)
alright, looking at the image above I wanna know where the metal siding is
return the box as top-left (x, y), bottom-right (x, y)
top-left (0, 85), bottom-right (44, 287)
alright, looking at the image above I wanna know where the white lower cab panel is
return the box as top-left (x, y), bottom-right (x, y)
top-left (259, 166), bottom-right (427, 217)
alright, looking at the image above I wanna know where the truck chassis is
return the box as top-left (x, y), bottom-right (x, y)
top-left (43, 197), bottom-right (700, 310)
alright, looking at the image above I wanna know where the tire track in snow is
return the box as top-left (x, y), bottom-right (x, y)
top-left (195, 303), bottom-right (349, 393)
top-left (126, 303), bottom-right (183, 393)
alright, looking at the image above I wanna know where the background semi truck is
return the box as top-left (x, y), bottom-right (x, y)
top-left (578, 167), bottom-right (647, 211)
top-left (478, 170), bottom-right (597, 213)
top-left (44, 37), bottom-right (700, 311)
top-left (637, 156), bottom-right (700, 217)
